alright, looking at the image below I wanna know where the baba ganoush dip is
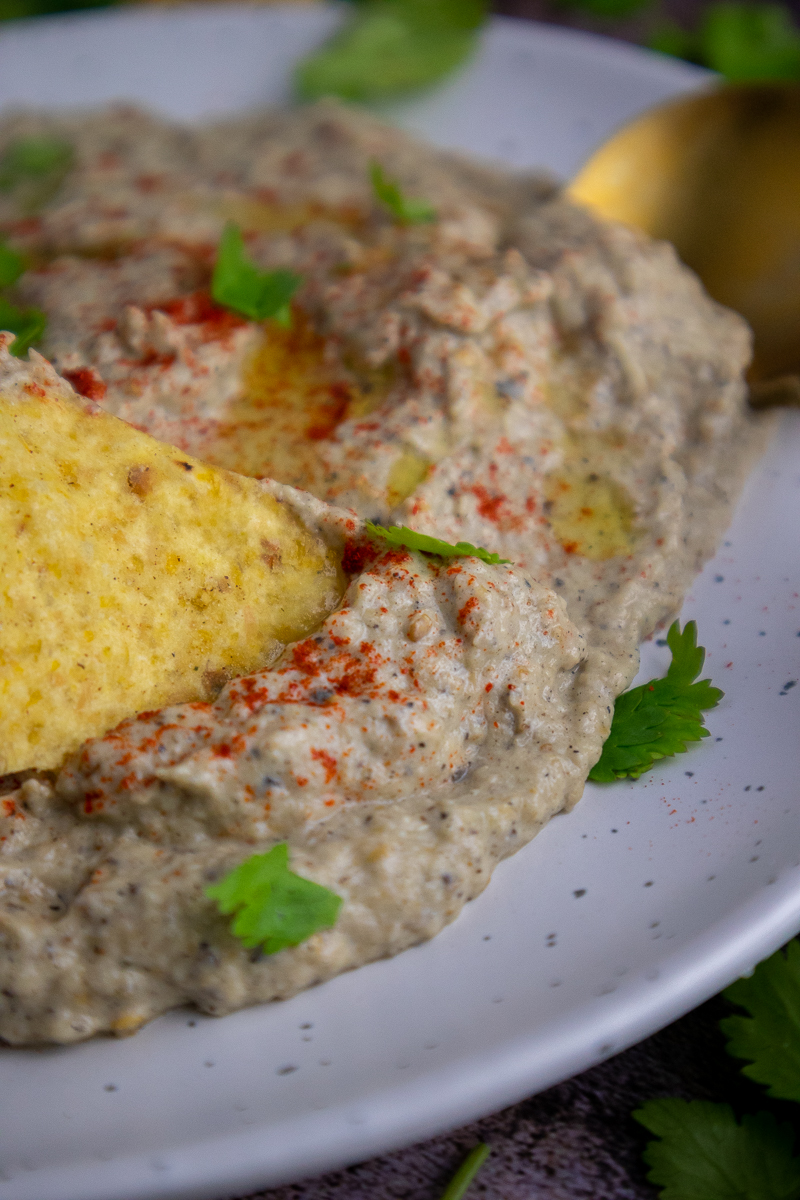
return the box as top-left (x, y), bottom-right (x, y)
top-left (0, 100), bottom-right (772, 1043)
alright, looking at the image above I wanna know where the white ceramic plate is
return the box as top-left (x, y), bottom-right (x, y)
top-left (0, 8), bottom-right (798, 1199)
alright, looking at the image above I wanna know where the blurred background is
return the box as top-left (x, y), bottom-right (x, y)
top-left (498, 0), bottom-right (800, 61)
top-left (2, 0), bottom-right (800, 85)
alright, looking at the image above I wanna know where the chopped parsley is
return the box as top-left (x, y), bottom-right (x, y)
top-left (588, 620), bottom-right (723, 783)
top-left (649, 2), bottom-right (800, 80)
top-left (0, 242), bottom-right (24, 289)
top-left (439, 1143), bottom-right (491, 1200)
top-left (211, 223), bottom-right (302, 326)
top-left (0, 243), bottom-right (46, 355)
top-left (0, 296), bottom-right (46, 358)
top-left (295, 0), bottom-right (487, 103)
top-left (366, 521), bottom-right (510, 564)
top-left (0, 135), bottom-right (74, 210)
top-left (0, 148), bottom-right (56, 355)
top-left (0, 135), bottom-right (72, 185)
top-left (634, 1098), bottom-right (800, 1200)
top-left (370, 162), bottom-right (436, 226)
top-left (206, 842), bottom-right (342, 955)
top-left (634, 941), bottom-right (800, 1199)
top-left (722, 940), bottom-right (800, 1102)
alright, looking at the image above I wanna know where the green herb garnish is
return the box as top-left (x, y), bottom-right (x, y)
top-left (588, 621), bottom-right (723, 783)
top-left (0, 296), bottom-right (46, 358)
top-left (0, 135), bottom-right (73, 185)
top-left (439, 1144), bottom-right (491, 1200)
top-left (721, 940), bottom-right (800, 1102)
top-left (0, 135), bottom-right (74, 210)
top-left (0, 242), bottom-right (24, 289)
top-left (648, 22), bottom-right (702, 63)
top-left (206, 842), bottom-right (342, 955)
top-left (634, 1098), bottom-right (800, 1200)
top-left (650, 2), bottom-right (800, 80)
top-left (366, 521), bottom-right (510, 564)
top-left (633, 941), bottom-right (800, 1198)
top-left (295, 0), bottom-right (487, 104)
top-left (0, 238), bottom-right (44, 356)
top-left (211, 223), bottom-right (302, 326)
top-left (704, 2), bottom-right (800, 79)
top-left (370, 162), bottom-right (436, 225)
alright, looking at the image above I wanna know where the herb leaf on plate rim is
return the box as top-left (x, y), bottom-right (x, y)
top-left (295, 0), bottom-right (487, 104)
top-left (722, 941), bottom-right (800, 1102)
top-left (634, 1097), bottom-right (800, 1200)
top-left (588, 620), bottom-right (723, 782)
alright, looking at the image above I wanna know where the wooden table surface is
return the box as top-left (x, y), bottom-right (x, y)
top-left (238, 994), bottom-right (758, 1200)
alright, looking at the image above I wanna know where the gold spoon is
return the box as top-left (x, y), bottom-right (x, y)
top-left (567, 81), bottom-right (800, 407)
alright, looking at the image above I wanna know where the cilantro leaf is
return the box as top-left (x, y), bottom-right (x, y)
top-left (370, 162), bottom-right (436, 225)
top-left (0, 136), bottom-right (74, 210)
top-left (0, 242), bottom-right (24, 289)
top-left (648, 2), bottom-right (800, 80)
top-left (295, 0), bottom-right (487, 104)
top-left (721, 942), bottom-right (800, 1102)
top-left (366, 521), bottom-right (510, 564)
top-left (649, 23), bottom-right (704, 65)
top-left (440, 1144), bottom-right (491, 1200)
top-left (634, 1098), bottom-right (800, 1200)
top-left (702, 3), bottom-right (800, 80)
top-left (588, 621), bottom-right (723, 782)
top-left (0, 296), bottom-right (46, 357)
top-left (211, 223), bottom-right (302, 325)
top-left (206, 843), bottom-right (342, 955)
top-left (0, 135), bottom-right (72, 183)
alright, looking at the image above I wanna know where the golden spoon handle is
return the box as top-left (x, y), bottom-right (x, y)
top-left (569, 83), bottom-right (800, 397)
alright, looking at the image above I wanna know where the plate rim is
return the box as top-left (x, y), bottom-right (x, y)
top-left (0, 10), bottom-right (793, 1200)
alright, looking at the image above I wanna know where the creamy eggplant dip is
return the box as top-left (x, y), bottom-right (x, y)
top-left (0, 100), bottom-right (770, 1043)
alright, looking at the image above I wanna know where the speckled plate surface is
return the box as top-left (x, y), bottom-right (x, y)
top-left (0, 8), bottom-right (798, 1199)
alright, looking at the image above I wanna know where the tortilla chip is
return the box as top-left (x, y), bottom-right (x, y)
top-left (0, 344), bottom-right (344, 773)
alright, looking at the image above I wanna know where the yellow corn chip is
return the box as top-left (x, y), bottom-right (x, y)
top-left (0, 343), bottom-right (344, 773)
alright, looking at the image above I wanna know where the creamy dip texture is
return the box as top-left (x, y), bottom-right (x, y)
top-left (0, 100), bottom-right (771, 1043)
